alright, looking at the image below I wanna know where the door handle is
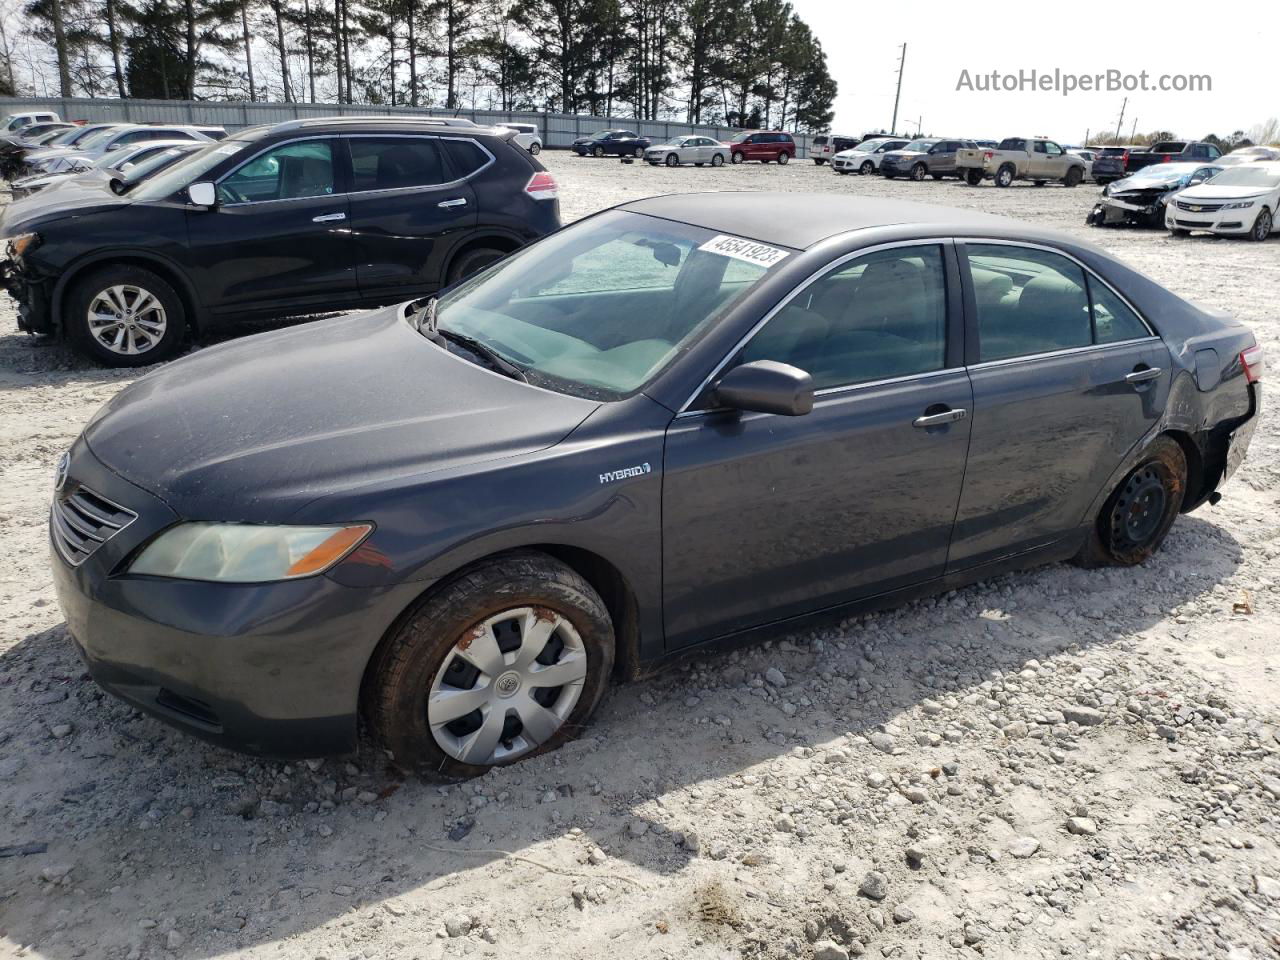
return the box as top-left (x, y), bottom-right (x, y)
top-left (438, 198), bottom-right (468, 208)
top-left (912, 408), bottom-right (968, 428)
top-left (1125, 366), bottom-right (1162, 384)
top-left (312, 212), bottom-right (345, 223)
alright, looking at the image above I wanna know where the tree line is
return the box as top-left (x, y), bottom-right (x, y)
top-left (2, 0), bottom-right (838, 130)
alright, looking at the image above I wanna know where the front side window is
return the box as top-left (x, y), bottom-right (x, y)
top-left (218, 139), bottom-right (335, 203)
top-left (350, 137), bottom-right (447, 191)
top-left (432, 210), bottom-right (783, 399)
top-left (739, 245), bottom-right (948, 390)
top-left (1044, 142), bottom-right (1063, 155)
top-left (966, 245), bottom-right (1092, 361)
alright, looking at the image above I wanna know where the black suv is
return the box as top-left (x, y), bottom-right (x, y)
top-left (0, 117), bottom-right (561, 366)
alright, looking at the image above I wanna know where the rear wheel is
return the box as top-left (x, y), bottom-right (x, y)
top-left (777, 151), bottom-right (790, 165)
top-left (1073, 437), bottom-right (1186, 567)
top-left (931, 173), bottom-right (943, 180)
top-left (448, 246), bottom-right (506, 284)
top-left (529, 143), bottom-right (541, 155)
top-left (1250, 207), bottom-right (1273, 241)
top-left (632, 146), bottom-right (644, 158)
top-left (813, 158), bottom-right (825, 165)
top-left (67, 265), bottom-right (186, 367)
top-left (994, 164), bottom-right (1015, 188)
top-left (366, 551), bottom-right (615, 779)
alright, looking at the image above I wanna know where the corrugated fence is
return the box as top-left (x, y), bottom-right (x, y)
top-left (0, 96), bottom-right (815, 157)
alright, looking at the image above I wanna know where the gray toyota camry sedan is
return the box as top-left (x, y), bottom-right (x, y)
top-left (52, 193), bottom-right (1262, 778)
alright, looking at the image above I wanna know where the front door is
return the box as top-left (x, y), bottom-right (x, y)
top-left (188, 137), bottom-right (356, 315)
top-left (344, 135), bottom-right (480, 299)
top-left (948, 241), bottom-right (1170, 570)
top-left (662, 242), bottom-right (972, 648)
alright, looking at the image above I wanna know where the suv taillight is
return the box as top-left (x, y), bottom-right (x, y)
top-left (1241, 344), bottom-right (1263, 383)
top-left (525, 171), bottom-right (558, 201)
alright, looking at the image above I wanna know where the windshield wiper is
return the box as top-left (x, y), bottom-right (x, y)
top-left (436, 328), bottom-right (528, 382)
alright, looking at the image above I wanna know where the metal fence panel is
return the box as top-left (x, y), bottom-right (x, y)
top-left (0, 95), bottom-right (812, 156)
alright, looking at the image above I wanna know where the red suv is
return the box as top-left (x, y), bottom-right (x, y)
top-left (728, 131), bottom-right (796, 165)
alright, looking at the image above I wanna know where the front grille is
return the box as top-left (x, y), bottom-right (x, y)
top-left (1174, 219), bottom-right (1213, 228)
top-left (51, 486), bottom-right (137, 566)
top-left (1175, 200), bottom-right (1223, 212)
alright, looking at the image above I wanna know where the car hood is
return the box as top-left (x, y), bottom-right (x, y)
top-left (0, 180), bottom-right (133, 235)
top-left (882, 149), bottom-right (926, 159)
top-left (1110, 175), bottom-right (1184, 193)
top-left (83, 305), bottom-right (601, 522)
top-left (1175, 185), bottom-right (1275, 201)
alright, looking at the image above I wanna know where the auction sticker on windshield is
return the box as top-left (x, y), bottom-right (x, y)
top-left (698, 235), bottom-right (790, 267)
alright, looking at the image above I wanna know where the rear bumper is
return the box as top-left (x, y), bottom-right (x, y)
top-left (1223, 383), bottom-right (1261, 484)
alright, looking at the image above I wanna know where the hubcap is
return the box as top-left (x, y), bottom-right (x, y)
top-left (1111, 466), bottom-right (1167, 547)
top-left (87, 284), bottom-right (166, 356)
top-left (427, 606), bottom-right (588, 766)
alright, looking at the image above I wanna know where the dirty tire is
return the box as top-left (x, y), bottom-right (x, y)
top-left (365, 551), bottom-right (615, 780)
top-left (995, 164), bottom-right (1015, 187)
top-left (731, 151), bottom-right (744, 164)
top-left (911, 162), bottom-right (927, 181)
top-left (633, 146), bottom-right (644, 158)
top-left (447, 247), bottom-right (506, 285)
top-left (666, 152), bottom-right (679, 167)
top-left (1063, 166), bottom-right (1083, 187)
top-left (777, 151), bottom-right (789, 164)
top-left (67, 264), bottom-right (186, 368)
top-left (592, 145), bottom-right (604, 158)
top-left (711, 153), bottom-right (724, 167)
top-left (1250, 207), bottom-right (1272, 241)
top-left (860, 160), bottom-right (875, 175)
top-left (529, 142), bottom-right (541, 155)
top-left (1073, 437), bottom-right (1186, 568)
top-left (965, 168), bottom-right (984, 186)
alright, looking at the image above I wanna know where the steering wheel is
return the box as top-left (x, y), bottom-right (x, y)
top-left (218, 183), bottom-right (250, 204)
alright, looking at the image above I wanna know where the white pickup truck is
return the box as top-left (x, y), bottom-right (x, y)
top-left (957, 137), bottom-right (1087, 188)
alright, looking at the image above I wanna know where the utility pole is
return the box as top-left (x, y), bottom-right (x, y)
top-left (891, 43), bottom-right (906, 136)
top-left (1114, 97), bottom-right (1127, 143)
top-left (1130, 117), bottom-right (1138, 141)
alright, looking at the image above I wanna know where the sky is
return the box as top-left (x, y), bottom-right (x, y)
top-left (788, 0), bottom-right (1280, 144)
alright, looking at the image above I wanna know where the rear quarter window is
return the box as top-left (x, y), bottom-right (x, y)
top-left (440, 139), bottom-right (491, 180)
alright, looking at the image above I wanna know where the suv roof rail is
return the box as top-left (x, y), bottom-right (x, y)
top-left (272, 116), bottom-right (479, 132)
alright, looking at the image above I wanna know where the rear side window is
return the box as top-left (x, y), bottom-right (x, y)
top-left (966, 245), bottom-right (1091, 361)
top-left (998, 138), bottom-right (1026, 151)
top-left (1089, 280), bottom-right (1149, 343)
top-left (741, 245), bottom-right (948, 390)
top-left (218, 139), bottom-right (336, 203)
top-left (350, 137), bottom-right (447, 191)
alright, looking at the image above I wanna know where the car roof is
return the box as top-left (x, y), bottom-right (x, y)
top-left (261, 116), bottom-right (516, 139)
top-left (618, 192), bottom-right (1038, 250)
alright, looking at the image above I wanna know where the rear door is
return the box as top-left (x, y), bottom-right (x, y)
top-left (188, 137), bottom-right (357, 315)
top-left (662, 241), bottom-right (972, 647)
top-left (344, 134), bottom-right (479, 299)
top-left (948, 241), bottom-right (1169, 570)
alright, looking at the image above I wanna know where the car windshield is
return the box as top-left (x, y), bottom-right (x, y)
top-left (128, 139), bottom-right (247, 201)
top-left (430, 210), bottom-right (786, 400)
top-left (76, 127), bottom-right (129, 151)
top-left (588, 130), bottom-right (611, 140)
top-left (1130, 163), bottom-right (1202, 178)
top-left (1202, 166), bottom-right (1280, 188)
top-left (730, 132), bottom-right (754, 143)
top-left (903, 140), bottom-right (934, 151)
top-left (661, 137), bottom-right (691, 146)
top-left (119, 146), bottom-right (198, 184)
top-left (853, 139), bottom-right (886, 152)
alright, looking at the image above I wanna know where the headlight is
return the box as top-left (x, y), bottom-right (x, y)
top-left (1223, 200), bottom-right (1256, 209)
top-left (129, 522), bottom-right (373, 583)
top-left (6, 232), bottom-right (40, 258)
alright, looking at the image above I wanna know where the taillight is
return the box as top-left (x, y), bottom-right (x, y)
top-left (1121, 151), bottom-right (1129, 168)
top-left (1240, 344), bottom-right (1263, 383)
top-left (983, 150), bottom-right (993, 160)
top-left (525, 171), bottom-right (558, 201)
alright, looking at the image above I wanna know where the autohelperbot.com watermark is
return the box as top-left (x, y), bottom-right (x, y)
top-left (956, 68), bottom-right (1212, 97)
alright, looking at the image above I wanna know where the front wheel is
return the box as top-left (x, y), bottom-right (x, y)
top-left (1250, 207), bottom-right (1273, 241)
top-left (911, 162), bottom-right (927, 181)
top-left (860, 160), bottom-right (875, 175)
top-left (1073, 437), bottom-right (1186, 567)
top-left (777, 151), bottom-right (790, 165)
top-left (711, 153), bottom-right (724, 167)
top-left (731, 151), bottom-right (744, 164)
top-left (67, 265), bottom-right (186, 367)
top-left (1063, 166), bottom-right (1083, 187)
top-left (665, 153), bottom-right (679, 167)
top-left (632, 146), bottom-right (644, 158)
top-left (529, 143), bottom-right (541, 155)
top-left (365, 551), bottom-right (615, 778)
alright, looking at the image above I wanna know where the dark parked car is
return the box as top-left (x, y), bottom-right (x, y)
top-left (572, 129), bottom-right (651, 158)
top-left (1122, 141), bottom-right (1223, 176)
top-left (52, 193), bottom-right (1261, 777)
top-left (880, 138), bottom-right (976, 180)
top-left (728, 130), bottom-right (796, 164)
top-left (1087, 162), bottom-right (1223, 228)
top-left (0, 117), bottom-right (560, 367)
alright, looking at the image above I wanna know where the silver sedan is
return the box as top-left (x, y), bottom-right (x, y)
top-left (644, 136), bottom-right (728, 168)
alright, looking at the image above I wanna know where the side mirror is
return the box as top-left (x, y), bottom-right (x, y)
top-left (188, 181), bottom-right (217, 208)
top-left (108, 176), bottom-right (126, 195)
top-left (1188, 176), bottom-right (1205, 185)
top-left (713, 360), bottom-right (814, 417)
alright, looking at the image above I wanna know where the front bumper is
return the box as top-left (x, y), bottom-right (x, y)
top-left (1092, 196), bottom-right (1166, 226)
top-left (50, 438), bottom-right (425, 758)
top-left (1165, 201), bottom-right (1260, 234)
top-left (0, 257), bottom-right (54, 335)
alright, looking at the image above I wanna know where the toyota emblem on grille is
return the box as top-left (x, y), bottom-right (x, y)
top-left (54, 452), bottom-right (70, 492)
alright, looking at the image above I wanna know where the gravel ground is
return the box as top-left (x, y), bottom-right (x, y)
top-left (2, 152), bottom-right (1279, 960)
